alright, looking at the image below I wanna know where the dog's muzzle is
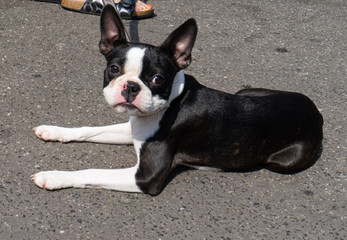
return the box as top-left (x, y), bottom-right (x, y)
top-left (121, 81), bottom-right (141, 103)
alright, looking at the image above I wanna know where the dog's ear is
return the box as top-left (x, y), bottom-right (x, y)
top-left (160, 19), bottom-right (198, 69)
top-left (99, 5), bottom-right (128, 55)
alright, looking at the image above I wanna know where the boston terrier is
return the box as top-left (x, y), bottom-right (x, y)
top-left (32, 5), bottom-right (323, 196)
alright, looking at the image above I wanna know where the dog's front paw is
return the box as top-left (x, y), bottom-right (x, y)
top-left (31, 171), bottom-right (68, 190)
top-left (34, 125), bottom-right (69, 142)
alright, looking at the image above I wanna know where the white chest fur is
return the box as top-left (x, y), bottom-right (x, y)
top-left (130, 111), bottom-right (165, 162)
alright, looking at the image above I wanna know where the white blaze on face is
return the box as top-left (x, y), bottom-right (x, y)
top-left (124, 47), bottom-right (145, 76)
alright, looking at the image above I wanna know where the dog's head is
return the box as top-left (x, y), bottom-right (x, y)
top-left (99, 5), bottom-right (197, 116)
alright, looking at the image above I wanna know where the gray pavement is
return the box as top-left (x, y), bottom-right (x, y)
top-left (1, 0), bottom-right (346, 239)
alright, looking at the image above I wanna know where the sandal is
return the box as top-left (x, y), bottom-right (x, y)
top-left (61, 0), bottom-right (154, 19)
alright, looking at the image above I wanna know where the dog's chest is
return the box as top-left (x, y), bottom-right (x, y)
top-left (130, 112), bottom-right (165, 158)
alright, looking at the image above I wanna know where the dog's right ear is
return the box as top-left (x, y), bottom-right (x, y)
top-left (99, 5), bottom-right (128, 55)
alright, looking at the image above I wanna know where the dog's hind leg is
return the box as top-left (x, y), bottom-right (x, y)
top-left (34, 122), bottom-right (133, 144)
top-left (264, 142), bottom-right (319, 172)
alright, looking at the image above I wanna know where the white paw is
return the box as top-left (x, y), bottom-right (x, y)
top-left (34, 125), bottom-right (68, 142)
top-left (31, 171), bottom-right (68, 190)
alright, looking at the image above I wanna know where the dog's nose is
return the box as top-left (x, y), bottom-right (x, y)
top-left (121, 81), bottom-right (140, 103)
top-left (127, 81), bottom-right (140, 95)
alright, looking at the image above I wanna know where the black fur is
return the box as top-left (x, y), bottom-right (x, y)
top-left (100, 5), bottom-right (323, 196)
top-left (136, 76), bottom-right (323, 195)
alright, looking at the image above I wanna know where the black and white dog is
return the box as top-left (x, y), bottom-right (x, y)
top-left (32, 5), bottom-right (323, 196)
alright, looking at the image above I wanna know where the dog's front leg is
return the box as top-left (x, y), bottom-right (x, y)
top-left (34, 122), bottom-right (132, 144)
top-left (32, 167), bottom-right (142, 192)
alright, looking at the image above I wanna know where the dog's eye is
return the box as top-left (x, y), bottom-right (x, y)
top-left (110, 65), bottom-right (120, 74)
top-left (151, 75), bottom-right (165, 85)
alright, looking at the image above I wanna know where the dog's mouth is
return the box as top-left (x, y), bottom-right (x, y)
top-left (114, 102), bottom-right (145, 115)
top-left (115, 102), bottom-right (141, 112)
top-left (114, 102), bottom-right (163, 117)
top-left (112, 97), bottom-right (169, 116)
top-left (118, 102), bottom-right (137, 109)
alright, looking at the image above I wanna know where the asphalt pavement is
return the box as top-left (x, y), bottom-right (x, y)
top-left (0, 0), bottom-right (346, 239)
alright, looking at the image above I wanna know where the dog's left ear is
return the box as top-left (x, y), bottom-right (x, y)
top-left (99, 5), bottom-right (128, 55)
top-left (160, 19), bottom-right (198, 69)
